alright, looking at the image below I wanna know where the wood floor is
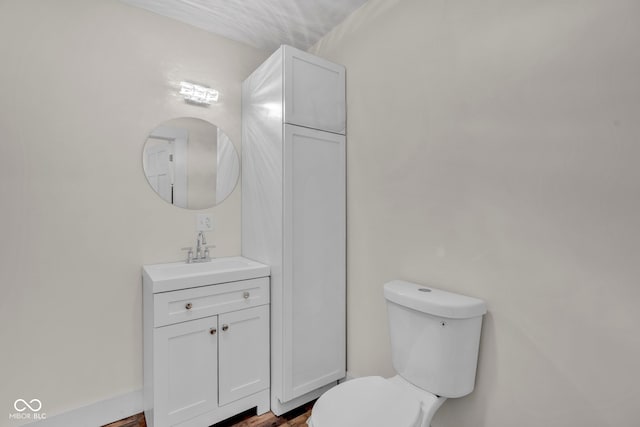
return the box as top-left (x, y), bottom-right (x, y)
top-left (102, 413), bottom-right (146, 427)
top-left (102, 402), bottom-right (313, 427)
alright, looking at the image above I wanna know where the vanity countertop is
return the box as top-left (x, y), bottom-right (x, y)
top-left (143, 256), bottom-right (270, 293)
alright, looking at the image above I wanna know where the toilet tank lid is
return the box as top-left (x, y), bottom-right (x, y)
top-left (384, 280), bottom-right (487, 319)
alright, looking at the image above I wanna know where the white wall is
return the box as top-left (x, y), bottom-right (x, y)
top-left (311, 0), bottom-right (640, 426)
top-left (0, 0), bottom-right (267, 423)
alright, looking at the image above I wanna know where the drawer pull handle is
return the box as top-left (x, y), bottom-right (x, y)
top-left (185, 303), bottom-right (193, 310)
top-left (210, 328), bottom-right (217, 335)
top-left (243, 291), bottom-right (250, 299)
top-left (222, 324), bottom-right (229, 332)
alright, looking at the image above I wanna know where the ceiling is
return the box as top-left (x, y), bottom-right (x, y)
top-left (120, 0), bottom-right (369, 52)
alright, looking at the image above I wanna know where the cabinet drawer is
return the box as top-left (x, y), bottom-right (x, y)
top-left (154, 277), bottom-right (269, 327)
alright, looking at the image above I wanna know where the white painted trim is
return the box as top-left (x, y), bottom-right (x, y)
top-left (25, 389), bottom-right (142, 427)
top-left (147, 125), bottom-right (188, 208)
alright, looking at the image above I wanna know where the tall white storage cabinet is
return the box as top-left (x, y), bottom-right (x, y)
top-left (242, 45), bottom-right (346, 415)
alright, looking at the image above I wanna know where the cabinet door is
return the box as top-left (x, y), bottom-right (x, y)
top-left (218, 305), bottom-right (270, 406)
top-left (283, 46), bottom-right (346, 134)
top-left (282, 124), bottom-right (346, 402)
top-left (154, 316), bottom-right (218, 427)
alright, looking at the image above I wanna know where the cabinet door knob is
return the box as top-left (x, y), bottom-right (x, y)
top-left (185, 302), bottom-right (193, 310)
top-left (210, 328), bottom-right (217, 335)
top-left (222, 324), bottom-right (229, 331)
top-left (243, 291), bottom-right (250, 299)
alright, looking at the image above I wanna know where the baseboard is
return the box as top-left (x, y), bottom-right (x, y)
top-left (24, 389), bottom-right (142, 427)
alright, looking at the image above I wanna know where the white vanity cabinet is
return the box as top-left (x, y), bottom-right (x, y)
top-left (143, 257), bottom-right (270, 427)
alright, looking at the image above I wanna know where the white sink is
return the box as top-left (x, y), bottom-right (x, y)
top-left (143, 256), bottom-right (270, 293)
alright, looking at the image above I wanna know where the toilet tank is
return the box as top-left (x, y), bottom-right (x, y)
top-left (384, 280), bottom-right (486, 398)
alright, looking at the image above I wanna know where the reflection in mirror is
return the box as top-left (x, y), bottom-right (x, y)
top-left (142, 118), bottom-right (239, 209)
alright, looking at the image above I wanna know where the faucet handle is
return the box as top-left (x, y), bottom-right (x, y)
top-left (181, 247), bottom-right (194, 263)
top-left (203, 245), bottom-right (216, 259)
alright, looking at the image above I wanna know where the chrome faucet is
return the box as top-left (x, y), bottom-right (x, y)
top-left (196, 231), bottom-right (206, 259)
top-left (182, 232), bottom-right (215, 263)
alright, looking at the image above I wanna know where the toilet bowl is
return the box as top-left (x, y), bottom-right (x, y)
top-left (307, 376), bottom-right (446, 427)
top-left (307, 280), bottom-right (486, 427)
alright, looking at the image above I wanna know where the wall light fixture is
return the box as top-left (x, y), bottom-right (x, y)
top-left (179, 81), bottom-right (219, 105)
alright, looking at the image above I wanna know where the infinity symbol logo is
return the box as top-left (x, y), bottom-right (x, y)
top-left (14, 399), bottom-right (42, 412)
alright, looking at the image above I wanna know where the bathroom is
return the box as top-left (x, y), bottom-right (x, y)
top-left (1, 0), bottom-right (639, 426)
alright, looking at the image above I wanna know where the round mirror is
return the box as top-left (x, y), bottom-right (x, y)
top-left (142, 118), bottom-right (239, 209)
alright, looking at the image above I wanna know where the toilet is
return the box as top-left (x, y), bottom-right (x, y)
top-left (307, 280), bottom-right (487, 427)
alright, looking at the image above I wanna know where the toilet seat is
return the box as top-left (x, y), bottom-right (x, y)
top-left (308, 376), bottom-right (423, 427)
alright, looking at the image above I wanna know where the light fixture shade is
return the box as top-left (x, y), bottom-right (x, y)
top-left (179, 82), bottom-right (219, 104)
